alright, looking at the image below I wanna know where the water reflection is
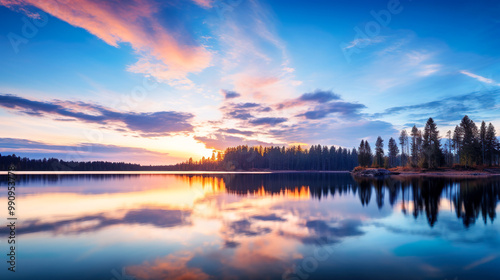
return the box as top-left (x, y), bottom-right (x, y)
top-left (1, 173), bottom-right (499, 280)
top-left (177, 173), bottom-right (500, 228)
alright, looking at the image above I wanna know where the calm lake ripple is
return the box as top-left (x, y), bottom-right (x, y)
top-left (1, 173), bottom-right (499, 280)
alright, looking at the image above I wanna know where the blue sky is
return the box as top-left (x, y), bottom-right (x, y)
top-left (0, 0), bottom-right (499, 164)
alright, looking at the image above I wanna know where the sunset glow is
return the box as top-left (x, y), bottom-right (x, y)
top-left (1, 0), bottom-right (499, 165)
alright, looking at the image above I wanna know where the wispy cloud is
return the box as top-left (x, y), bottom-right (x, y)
top-left (297, 102), bottom-right (366, 120)
top-left (371, 90), bottom-right (500, 124)
top-left (0, 138), bottom-right (172, 164)
top-left (0, 94), bottom-right (194, 136)
top-left (191, 0), bottom-right (213, 8)
top-left (0, 0), bottom-right (212, 87)
top-left (278, 90), bottom-right (341, 109)
top-left (217, 128), bottom-right (254, 136)
top-left (194, 133), bottom-right (276, 150)
top-left (460, 70), bottom-right (500, 85)
top-left (221, 89), bottom-right (241, 99)
top-left (343, 36), bottom-right (386, 50)
top-left (249, 117), bottom-right (287, 126)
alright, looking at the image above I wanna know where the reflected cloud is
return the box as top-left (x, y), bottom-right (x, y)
top-left (127, 251), bottom-right (210, 280)
top-left (4, 208), bottom-right (191, 235)
top-left (251, 213), bottom-right (287, 222)
top-left (227, 219), bottom-right (272, 237)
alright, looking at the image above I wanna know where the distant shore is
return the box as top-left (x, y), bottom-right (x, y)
top-left (0, 170), bottom-right (351, 175)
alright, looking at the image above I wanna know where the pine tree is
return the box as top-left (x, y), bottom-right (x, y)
top-left (422, 118), bottom-right (442, 168)
top-left (399, 130), bottom-right (409, 166)
top-left (388, 137), bottom-right (399, 168)
top-left (410, 125), bottom-right (422, 167)
top-left (460, 115), bottom-right (480, 167)
top-left (365, 141), bottom-right (373, 167)
top-left (375, 137), bottom-right (384, 167)
top-left (452, 125), bottom-right (463, 165)
top-left (485, 123), bottom-right (499, 165)
top-left (480, 121), bottom-right (486, 165)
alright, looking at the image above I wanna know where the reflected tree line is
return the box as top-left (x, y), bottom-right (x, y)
top-left (5, 173), bottom-right (500, 228)
top-left (179, 173), bottom-right (500, 228)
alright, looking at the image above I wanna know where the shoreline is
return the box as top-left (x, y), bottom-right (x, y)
top-left (0, 170), bottom-right (351, 175)
top-left (352, 167), bottom-right (500, 178)
top-left (1, 169), bottom-right (499, 177)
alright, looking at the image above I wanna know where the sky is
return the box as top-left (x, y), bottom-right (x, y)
top-left (0, 0), bottom-right (499, 165)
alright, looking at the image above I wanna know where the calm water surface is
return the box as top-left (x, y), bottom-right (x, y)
top-left (1, 173), bottom-right (499, 280)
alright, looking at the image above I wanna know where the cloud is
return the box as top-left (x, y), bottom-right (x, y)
top-left (220, 102), bottom-right (275, 122)
top-left (299, 90), bottom-right (341, 102)
top-left (371, 90), bottom-right (500, 124)
top-left (234, 102), bottom-right (261, 109)
top-left (214, 0), bottom-right (297, 101)
top-left (278, 90), bottom-right (341, 109)
top-left (194, 133), bottom-right (276, 150)
top-left (222, 89), bottom-right (241, 99)
top-left (0, 0), bottom-right (211, 87)
top-left (460, 70), bottom-right (500, 85)
top-left (217, 128), bottom-right (254, 136)
top-left (227, 111), bottom-right (254, 120)
top-left (297, 102), bottom-right (366, 120)
top-left (342, 36), bottom-right (386, 50)
top-left (0, 94), bottom-right (194, 136)
top-left (249, 117), bottom-right (287, 126)
top-left (191, 0), bottom-right (213, 8)
top-left (0, 137), bottom-right (174, 164)
top-left (268, 119), bottom-right (396, 148)
top-left (223, 240), bottom-right (241, 248)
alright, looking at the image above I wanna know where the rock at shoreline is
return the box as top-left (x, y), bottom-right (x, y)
top-left (351, 168), bottom-right (396, 177)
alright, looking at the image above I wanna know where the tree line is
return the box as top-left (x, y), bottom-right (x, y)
top-left (1, 145), bottom-right (359, 171)
top-left (358, 115), bottom-right (500, 169)
top-left (0, 154), bottom-right (143, 171)
top-left (2, 115), bottom-right (497, 171)
top-left (175, 145), bottom-right (359, 171)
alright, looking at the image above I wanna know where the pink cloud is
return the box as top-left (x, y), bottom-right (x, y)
top-left (0, 0), bottom-right (211, 87)
top-left (191, 0), bottom-right (213, 8)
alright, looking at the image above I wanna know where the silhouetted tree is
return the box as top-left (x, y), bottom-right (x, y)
top-left (422, 118), bottom-right (442, 168)
top-left (399, 130), bottom-right (409, 166)
top-left (374, 136), bottom-right (384, 167)
top-left (410, 125), bottom-right (423, 167)
top-left (388, 137), bottom-right (399, 168)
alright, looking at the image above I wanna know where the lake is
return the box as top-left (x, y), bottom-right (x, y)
top-left (1, 173), bottom-right (499, 280)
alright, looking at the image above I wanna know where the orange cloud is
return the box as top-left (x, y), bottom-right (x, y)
top-left (0, 0), bottom-right (211, 87)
